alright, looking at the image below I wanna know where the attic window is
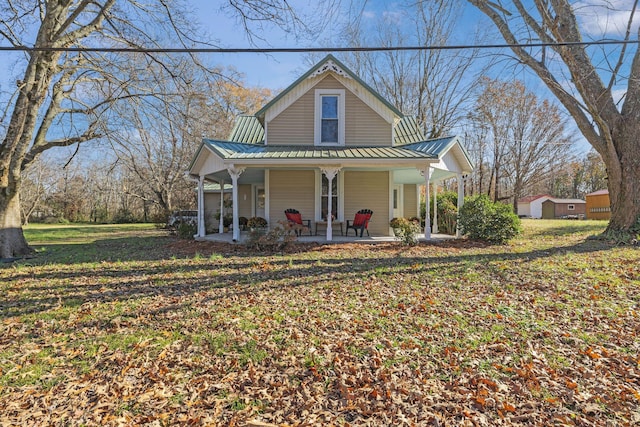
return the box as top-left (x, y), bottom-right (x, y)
top-left (315, 89), bottom-right (345, 145)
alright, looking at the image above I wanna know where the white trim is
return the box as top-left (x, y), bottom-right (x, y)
top-left (263, 121), bottom-right (268, 145)
top-left (264, 170), bottom-right (270, 226)
top-left (457, 173), bottom-right (464, 238)
top-left (315, 170), bottom-right (321, 221)
top-left (318, 168), bottom-right (342, 221)
top-left (338, 170), bottom-right (344, 221)
top-left (197, 176), bottom-right (205, 238)
top-left (389, 172), bottom-right (395, 236)
top-left (432, 182), bottom-right (438, 234)
top-left (252, 184), bottom-right (265, 218)
top-left (310, 60), bottom-right (352, 79)
top-left (314, 89), bottom-right (345, 146)
top-left (423, 167), bottom-right (432, 240)
top-left (391, 122), bottom-right (396, 147)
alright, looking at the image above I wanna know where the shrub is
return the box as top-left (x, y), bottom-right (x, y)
top-left (245, 220), bottom-right (296, 251)
top-left (390, 217), bottom-right (421, 246)
top-left (43, 216), bottom-right (70, 224)
top-left (176, 221), bottom-right (197, 239)
top-left (247, 216), bottom-right (267, 229)
top-left (420, 191), bottom-right (459, 234)
top-left (113, 209), bottom-right (138, 224)
top-left (436, 192), bottom-right (459, 235)
top-left (458, 195), bottom-right (522, 243)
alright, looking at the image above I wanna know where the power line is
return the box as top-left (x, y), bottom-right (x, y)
top-left (0, 39), bottom-right (637, 53)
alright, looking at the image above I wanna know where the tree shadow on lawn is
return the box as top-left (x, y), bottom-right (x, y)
top-left (0, 234), bottom-right (618, 320)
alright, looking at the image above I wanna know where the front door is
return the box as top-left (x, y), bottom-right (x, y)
top-left (255, 186), bottom-right (265, 218)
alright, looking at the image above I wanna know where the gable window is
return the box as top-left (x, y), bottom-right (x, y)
top-left (321, 96), bottom-right (338, 142)
top-left (315, 89), bottom-right (345, 145)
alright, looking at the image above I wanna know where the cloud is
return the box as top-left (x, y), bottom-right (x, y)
top-left (362, 10), bottom-right (376, 20)
top-left (381, 10), bottom-right (403, 25)
top-left (574, 0), bottom-right (640, 37)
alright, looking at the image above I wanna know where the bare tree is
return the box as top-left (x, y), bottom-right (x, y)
top-left (0, 0), bottom-right (295, 258)
top-left (337, 0), bottom-right (490, 138)
top-left (581, 150), bottom-right (608, 194)
top-left (20, 156), bottom-right (54, 225)
top-left (207, 79), bottom-right (273, 139)
top-left (470, 78), bottom-right (574, 210)
top-left (105, 58), bottom-right (272, 219)
top-left (468, 0), bottom-right (640, 239)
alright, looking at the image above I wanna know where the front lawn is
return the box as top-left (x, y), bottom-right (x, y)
top-left (1, 220), bottom-right (638, 425)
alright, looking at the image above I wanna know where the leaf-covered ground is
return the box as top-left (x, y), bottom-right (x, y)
top-left (1, 221), bottom-right (639, 426)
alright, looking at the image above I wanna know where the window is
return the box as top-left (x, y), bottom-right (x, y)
top-left (315, 89), bottom-right (345, 145)
top-left (321, 96), bottom-right (338, 142)
top-left (568, 204), bottom-right (575, 210)
top-left (321, 175), bottom-right (339, 220)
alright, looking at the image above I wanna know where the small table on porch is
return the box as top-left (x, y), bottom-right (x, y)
top-left (314, 220), bottom-right (344, 236)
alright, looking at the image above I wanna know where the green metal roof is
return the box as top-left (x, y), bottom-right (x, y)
top-left (394, 116), bottom-right (424, 145)
top-left (255, 54), bottom-right (404, 120)
top-left (201, 139), bottom-right (455, 161)
top-left (228, 115), bottom-right (264, 143)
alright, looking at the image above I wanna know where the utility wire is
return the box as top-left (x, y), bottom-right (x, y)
top-left (0, 39), bottom-right (637, 53)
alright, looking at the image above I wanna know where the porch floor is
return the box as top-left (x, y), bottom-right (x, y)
top-left (196, 231), bottom-right (457, 244)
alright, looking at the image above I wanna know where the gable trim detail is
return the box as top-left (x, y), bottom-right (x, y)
top-left (310, 60), bottom-right (352, 80)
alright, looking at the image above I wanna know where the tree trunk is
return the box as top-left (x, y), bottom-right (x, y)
top-left (606, 123), bottom-right (640, 235)
top-left (0, 183), bottom-right (33, 259)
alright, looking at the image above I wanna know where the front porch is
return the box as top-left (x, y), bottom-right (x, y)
top-left (196, 231), bottom-right (457, 244)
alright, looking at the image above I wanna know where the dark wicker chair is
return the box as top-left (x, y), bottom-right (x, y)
top-left (346, 209), bottom-right (373, 237)
top-left (284, 208), bottom-right (312, 236)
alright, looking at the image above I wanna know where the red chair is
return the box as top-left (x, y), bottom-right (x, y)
top-left (284, 209), bottom-right (311, 236)
top-left (346, 209), bottom-right (373, 237)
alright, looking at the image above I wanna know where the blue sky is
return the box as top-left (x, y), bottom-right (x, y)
top-left (188, 0), bottom-right (492, 89)
top-left (2, 0), bottom-right (639, 156)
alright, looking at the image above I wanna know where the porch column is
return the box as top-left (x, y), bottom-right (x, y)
top-left (321, 167), bottom-right (340, 241)
top-left (457, 173), bottom-right (465, 238)
top-left (218, 179), bottom-right (225, 234)
top-left (197, 176), bottom-right (205, 238)
top-left (432, 182), bottom-right (439, 234)
top-left (422, 167), bottom-right (432, 240)
top-left (227, 166), bottom-right (245, 242)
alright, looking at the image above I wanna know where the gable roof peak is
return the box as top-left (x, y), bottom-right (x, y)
top-left (310, 55), bottom-right (353, 80)
top-left (254, 53), bottom-right (403, 119)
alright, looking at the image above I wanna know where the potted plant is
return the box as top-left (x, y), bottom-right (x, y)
top-left (390, 217), bottom-right (420, 246)
top-left (390, 217), bottom-right (406, 236)
top-left (239, 216), bottom-right (248, 231)
top-left (223, 214), bottom-right (233, 232)
top-left (247, 216), bottom-right (267, 231)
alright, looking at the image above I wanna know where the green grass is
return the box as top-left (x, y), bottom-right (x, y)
top-left (23, 223), bottom-right (158, 243)
top-left (1, 220), bottom-right (638, 425)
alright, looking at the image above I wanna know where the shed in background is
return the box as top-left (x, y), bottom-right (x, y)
top-left (585, 189), bottom-right (610, 220)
